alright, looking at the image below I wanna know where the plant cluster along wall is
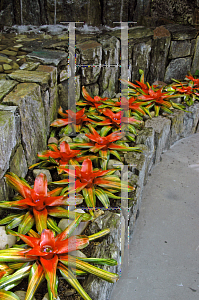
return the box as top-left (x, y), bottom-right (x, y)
top-left (0, 24), bottom-right (199, 300)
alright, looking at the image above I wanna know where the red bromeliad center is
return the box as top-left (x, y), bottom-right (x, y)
top-left (78, 172), bottom-right (94, 188)
top-left (31, 190), bottom-right (47, 211)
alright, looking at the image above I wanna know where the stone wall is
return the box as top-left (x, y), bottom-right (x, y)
top-left (0, 24), bottom-right (199, 300)
top-left (0, 24), bottom-right (199, 202)
top-left (83, 102), bottom-right (199, 300)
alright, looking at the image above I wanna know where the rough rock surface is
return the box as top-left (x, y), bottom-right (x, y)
top-left (164, 57), bottom-right (192, 83)
top-left (3, 83), bottom-right (47, 167)
top-left (0, 105), bottom-right (21, 179)
top-left (145, 116), bottom-right (171, 163)
top-left (0, 79), bottom-right (18, 102)
top-left (9, 144), bottom-right (28, 178)
top-left (0, 226), bottom-right (16, 249)
top-left (84, 211), bottom-right (120, 300)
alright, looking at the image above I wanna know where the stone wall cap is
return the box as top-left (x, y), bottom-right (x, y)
top-left (111, 26), bottom-right (154, 40)
top-left (164, 24), bottom-right (197, 40)
top-left (8, 70), bottom-right (50, 86)
top-left (77, 40), bottom-right (102, 51)
top-left (0, 79), bottom-right (18, 102)
top-left (26, 50), bottom-right (67, 66)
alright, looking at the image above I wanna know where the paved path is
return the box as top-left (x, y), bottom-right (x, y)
top-left (110, 133), bottom-right (199, 300)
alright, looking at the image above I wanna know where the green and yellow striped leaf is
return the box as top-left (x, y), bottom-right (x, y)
top-left (0, 290), bottom-right (20, 300)
top-left (18, 211), bottom-right (34, 236)
top-left (26, 262), bottom-right (45, 300)
top-left (47, 217), bottom-right (62, 234)
top-left (60, 256), bottom-right (119, 283)
top-left (77, 257), bottom-right (117, 266)
top-left (58, 262), bottom-right (92, 300)
top-left (0, 264), bottom-right (31, 290)
top-left (5, 214), bottom-right (24, 230)
top-left (48, 207), bottom-right (92, 221)
top-left (82, 187), bottom-right (96, 214)
top-left (88, 228), bottom-right (110, 241)
top-left (95, 188), bottom-right (110, 208)
top-left (0, 214), bottom-right (23, 226)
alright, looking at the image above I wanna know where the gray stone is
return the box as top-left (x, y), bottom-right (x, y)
top-left (168, 103), bottom-right (199, 144)
top-left (15, 291), bottom-right (36, 300)
top-left (190, 39), bottom-right (196, 56)
top-left (84, 211), bottom-right (120, 300)
top-left (131, 40), bottom-right (152, 82)
top-left (169, 40), bottom-right (191, 59)
top-left (164, 57), bottom-right (192, 83)
top-left (8, 70), bottom-right (51, 87)
top-left (77, 40), bottom-right (102, 85)
top-left (0, 226), bottom-right (17, 249)
top-left (191, 36), bottom-right (199, 74)
top-left (98, 35), bottom-right (120, 98)
top-left (149, 27), bottom-right (171, 82)
top-left (44, 86), bottom-right (58, 132)
top-left (0, 79), bottom-right (18, 102)
top-left (58, 218), bottom-right (89, 236)
top-left (84, 83), bottom-right (99, 98)
top-left (108, 160), bottom-right (124, 170)
top-left (60, 66), bottom-right (71, 82)
top-left (124, 150), bottom-right (147, 206)
top-left (3, 83), bottom-right (47, 167)
top-left (0, 176), bottom-right (13, 202)
top-left (70, 250), bottom-right (87, 258)
top-left (33, 169), bottom-right (52, 183)
top-left (27, 50), bottom-right (68, 67)
top-left (0, 105), bottom-right (21, 179)
top-left (59, 136), bottom-right (73, 144)
top-left (145, 116), bottom-right (171, 163)
top-left (164, 24), bottom-right (197, 40)
top-left (36, 65), bottom-right (57, 88)
top-left (10, 144), bottom-right (28, 178)
top-left (58, 75), bottom-right (81, 111)
top-left (42, 293), bottom-right (60, 300)
top-left (113, 26), bottom-right (154, 41)
top-left (0, 56), bottom-right (12, 64)
top-left (136, 127), bottom-right (155, 177)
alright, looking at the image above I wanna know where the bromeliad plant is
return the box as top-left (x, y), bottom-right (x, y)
top-left (169, 79), bottom-right (199, 106)
top-left (70, 125), bottom-right (141, 169)
top-left (0, 216), bottom-right (119, 300)
top-left (0, 172), bottom-right (91, 234)
top-left (78, 86), bottom-right (109, 111)
top-left (52, 158), bottom-right (135, 213)
top-left (29, 141), bottom-right (97, 173)
top-left (50, 107), bottom-right (94, 135)
top-left (89, 108), bottom-right (143, 134)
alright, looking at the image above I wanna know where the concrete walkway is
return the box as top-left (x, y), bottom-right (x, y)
top-left (110, 133), bottom-right (199, 300)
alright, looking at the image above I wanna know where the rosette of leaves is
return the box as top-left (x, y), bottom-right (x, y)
top-left (169, 78), bottom-right (199, 106)
top-left (69, 125), bottom-right (141, 170)
top-left (52, 158), bottom-right (135, 214)
top-left (0, 173), bottom-right (91, 234)
top-left (29, 141), bottom-right (97, 173)
top-left (77, 86), bottom-right (109, 112)
top-left (88, 108), bottom-right (143, 135)
top-left (185, 73), bottom-right (199, 88)
top-left (50, 107), bottom-right (94, 135)
top-left (0, 216), bottom-right (119, 300)
top-left (120, 70), bottom-right (186, 115)
top-left (102, 96), bottom-right (152, 118)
